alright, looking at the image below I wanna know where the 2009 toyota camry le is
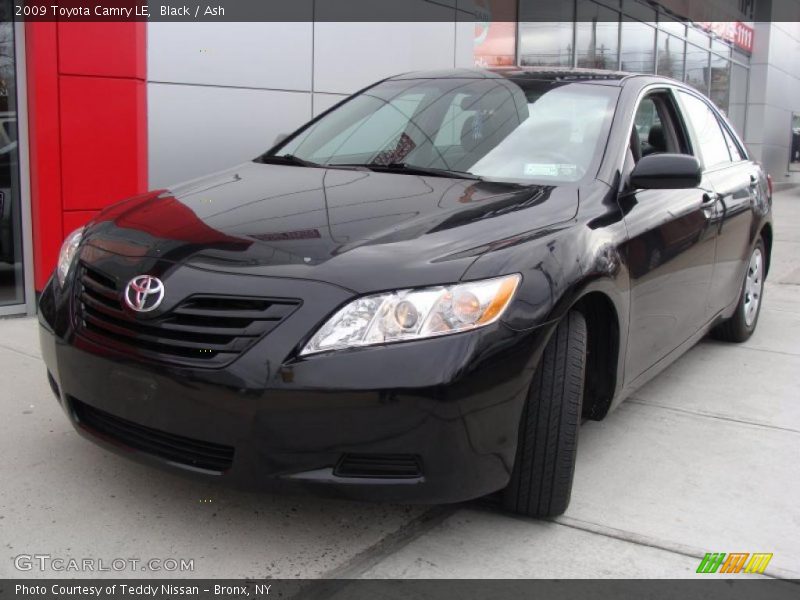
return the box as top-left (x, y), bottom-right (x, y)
top-left (39, 68), bottom-right (772, 517)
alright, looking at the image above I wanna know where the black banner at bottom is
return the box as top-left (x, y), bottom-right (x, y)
top-left (1, 579), bottom-right (799, 600)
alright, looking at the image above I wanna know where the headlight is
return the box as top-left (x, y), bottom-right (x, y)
top-left (300, 273), bottom-right (521, 356)
top-left (56, 228), bottom-right (84, 287)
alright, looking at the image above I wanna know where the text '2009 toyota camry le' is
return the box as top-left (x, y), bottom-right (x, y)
top-left (39, 68), bottom-right (772, 517)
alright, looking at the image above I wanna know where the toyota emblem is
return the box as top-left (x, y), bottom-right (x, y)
top-left (124, 275), bottom-right (165, 313)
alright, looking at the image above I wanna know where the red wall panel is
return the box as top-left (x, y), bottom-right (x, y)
top-left (25, 22), bottom-right (63, 291)
top-left (57, 22), bottom-right (146, 79)
top-left (26, 22), bottom-right (147, 290)
top-left (63, 210), bottom-right (100, 235)
top-left (59, 76), bottom-right (147, 211)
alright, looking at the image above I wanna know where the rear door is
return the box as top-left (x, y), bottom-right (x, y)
top-left (621, 90), bottom-right (718, 381)
top-left (675, 90), bottom-right (757, 318)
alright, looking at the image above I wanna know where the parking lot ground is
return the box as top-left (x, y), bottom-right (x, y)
top-left (1, 188), bottom-right (798, 579)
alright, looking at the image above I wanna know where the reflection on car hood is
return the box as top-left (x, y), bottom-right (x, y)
top-left (85, 162), bottom-right (579, 292)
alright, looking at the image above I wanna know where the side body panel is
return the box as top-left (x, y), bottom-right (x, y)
top-left (618, 183), bottom-right (717, 382)
top-left (606, 78), bottom-right (773, 406)
top-left (474, 76), bottom-right (774, 414)
top-left (705, 164), bottom-right (759, 316)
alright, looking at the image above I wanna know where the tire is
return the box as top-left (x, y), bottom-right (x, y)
top-left (502, 311), bottom-right (587, 518)
top-left (712, 238), bottom-right (766, 343)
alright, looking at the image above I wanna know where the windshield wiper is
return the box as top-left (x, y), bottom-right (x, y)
top-left (258, 154), bottom-right (370, 172)
top-left (258, 154), bottom-right (322, 168)
top-left (258, 156), bottom-right (480, 180)
top-left (333, 162), bottom-right (483, 181)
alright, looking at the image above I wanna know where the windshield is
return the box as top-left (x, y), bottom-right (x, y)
top-left (270, 76), bottom-right (619, 184)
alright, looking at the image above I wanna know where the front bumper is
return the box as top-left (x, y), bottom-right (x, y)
top-left (39, 270), bottom-right (546, 504)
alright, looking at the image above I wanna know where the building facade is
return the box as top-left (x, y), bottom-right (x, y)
top-left (0, 0), bottom-right (798, 316)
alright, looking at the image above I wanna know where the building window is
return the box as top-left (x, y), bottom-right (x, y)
top-left (518, 22), bottom-right (574, 67)
top-left (0, 5), bottom-right (24, 309)
top-left (657, 33), bottom-right (685, 80)
top-left (728, 53), bottom-right (749, 135)
top-left (658, 14), bottom-right (686, 39)
top-left (620, 19), bottom-right (656, 73)
top-left (575, 1), bottom-right (620, 70)
top-left (685, 43), bottom-right (710, 94)
top-left (709, 40), bottom-right (732, 116)
top-left (687, 25), bottom-right (711, 50)
top-left (514, 2), bottom-right (751, 142)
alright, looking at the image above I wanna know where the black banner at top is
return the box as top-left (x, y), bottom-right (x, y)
top-left (7, 0), bottom-right (800, 22)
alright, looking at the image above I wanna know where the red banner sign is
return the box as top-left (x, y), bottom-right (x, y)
top-left (697, 22), bottom-right (755, 54)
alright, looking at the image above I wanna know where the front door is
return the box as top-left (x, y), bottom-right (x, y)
top-left (675, 90), bottom-right (758, 318)
top-left (621, 90), bottom-right (718, 382)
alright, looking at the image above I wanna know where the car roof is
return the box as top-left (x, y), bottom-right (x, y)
top-left (387, 67), bottom-right (682, 88)
top-left (490, 66), bottom-right (632, 83)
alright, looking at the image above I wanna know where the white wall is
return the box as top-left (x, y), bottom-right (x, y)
top-left (745, 20), bottom-right (800, 187)
top-left (147, 19), bottom-right (474, 188)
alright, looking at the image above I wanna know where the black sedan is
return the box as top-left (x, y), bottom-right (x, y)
top-left (39, 68), bottom-right (772, 517)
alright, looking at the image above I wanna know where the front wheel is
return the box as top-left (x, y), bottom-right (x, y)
top-left (501, 311), bottom-right (587, 518)
top-left (712, 239), bottom-right (766, 343)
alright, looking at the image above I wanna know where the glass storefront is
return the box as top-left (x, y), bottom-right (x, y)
top-left (575, 1), bottom-right (618, 70)
top-left (709, 40), bottom-right (732, 115)
top-left (517, 0), bottom-right (751, 135)
top-left (0, 0), bottom-right (24, 309)
top-left (519, 21), bottom-right (574, 67)
top-left (656, 32), bottom-right (685, 81)
top-left (684, 40), bottom-right (710, 94)
top-left (620, 18), bottom-right (656, 73)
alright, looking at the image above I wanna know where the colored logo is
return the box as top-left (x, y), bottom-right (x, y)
top-left (696, 552), bottom-right (773, 574)
top-left (124, 275), bottom-right (165, 313)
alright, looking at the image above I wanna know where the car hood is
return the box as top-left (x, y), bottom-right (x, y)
top-left (85, 162), bottom-right (579, 293)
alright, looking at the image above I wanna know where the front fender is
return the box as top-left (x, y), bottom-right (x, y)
top-left (461, 196), bottom-right (631, 409)
top-left (462, 219), bottom-right (629, 331)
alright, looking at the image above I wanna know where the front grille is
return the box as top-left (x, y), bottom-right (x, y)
top-left (74, 263), bottom-right (300, 367)
top-left (334, 454), bottom-right (423, 479)
top-left (71, 397), bottom-right (234, 473)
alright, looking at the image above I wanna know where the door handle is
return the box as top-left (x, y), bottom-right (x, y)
top-left (700, 192), bottom-right (721, 221)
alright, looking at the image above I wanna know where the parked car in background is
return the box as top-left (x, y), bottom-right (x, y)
top-left (39, 68), bottom-right (772, 517)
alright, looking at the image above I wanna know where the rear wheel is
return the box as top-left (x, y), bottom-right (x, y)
top-left (712, 239), bottom-right (765, 343)
top-left (502, 311), bottom-right (587, 518)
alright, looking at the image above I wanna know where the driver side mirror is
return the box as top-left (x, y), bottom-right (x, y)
top-left (629, 153), bottom-right (702, 190)
top-left (273, 133), bottom-right (289, 146)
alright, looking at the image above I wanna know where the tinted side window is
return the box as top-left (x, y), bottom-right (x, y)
top-left (677, 91), bottom-right (731, 168)
top-left (633, 97), bottom-right (662, 153)
top-left (720, 124), bottom-right (745, 161)
top-left (630, 92), bottom-right (687, 163)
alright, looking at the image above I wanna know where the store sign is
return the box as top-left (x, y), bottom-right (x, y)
top-left (697, 22), bottom-right (755, 54)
